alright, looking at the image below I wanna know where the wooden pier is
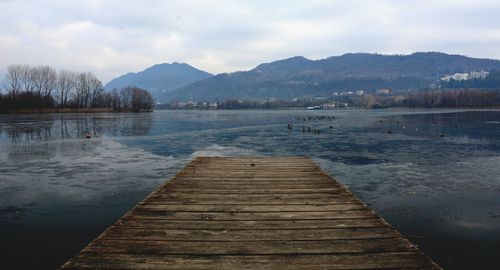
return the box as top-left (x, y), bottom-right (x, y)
top-left (60, 157), bottom-right (441, 269)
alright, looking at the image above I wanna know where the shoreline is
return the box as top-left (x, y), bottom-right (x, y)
top-left (3, 106), bottom-right (500, 114)
top-left (158, 106), bottom-right (500, 111)
top-left (0, 108), bottom-right (154, 114)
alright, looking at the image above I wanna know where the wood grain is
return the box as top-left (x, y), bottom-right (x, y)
top-left (59, 156), bottom-right (441, 269)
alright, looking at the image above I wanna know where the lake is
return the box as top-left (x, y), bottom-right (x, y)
top-left (1, 109), bottom-right (500, 269)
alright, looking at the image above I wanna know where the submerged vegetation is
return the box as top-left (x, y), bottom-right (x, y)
top-left (0, 64), bottom-right (154, 113)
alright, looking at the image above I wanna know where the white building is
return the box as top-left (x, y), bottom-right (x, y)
top-left (440, 71), bottom-right (489, 82)
top-left (321, 103), bottom-right (336, 110)
top-left (376, 88), bottom-right (391, 94)
top-left (441, 73), bottom-right (470, 81)
top-left (470, 71), bottom-right (489, 79)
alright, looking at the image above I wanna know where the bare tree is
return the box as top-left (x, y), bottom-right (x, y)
top-left (1, 63), bottom-right (154, 112)
top-left (120, 86), bottom-right (132, 110)
top-left (21, 65), bottom-right (35, 93)
top-left (40, 66), bottom-right (57, 97)
top-left (3, 65), bottom-right (25, 97)
top-left (75, 72), bottom-right (91, 108)
top-left (30, 66), bottom-right (57, 96)
top-left (88, 73), bottom-right (103, 108)
top-left (111, 88), bottom-right (122, 110)
top-left (57, 70), bottom-right (77, 107)
top-left (120, 86), bottom-right (155, 112)
top-left (30, 66), bottom-right (44, 95)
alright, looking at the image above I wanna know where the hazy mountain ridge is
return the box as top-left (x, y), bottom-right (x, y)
top-left (166, 52), bottom-right (500, 101)
top-left (104, 62), bottom-right (213, 100)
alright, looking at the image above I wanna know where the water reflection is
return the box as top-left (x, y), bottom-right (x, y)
top-left (0, 113), bottom-right (153, 143)
top-left (0, 109), bottom-right (500, 270)
top-left (384, 111), bottom-right (500, 143)
top-left (1, 113), bottom-right (154, 164)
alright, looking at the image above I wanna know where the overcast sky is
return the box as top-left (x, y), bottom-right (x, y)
top-left (1, 0), bottom-right (500, 83)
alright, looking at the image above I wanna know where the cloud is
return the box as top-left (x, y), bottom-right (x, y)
top-left (1, 0), bottom-right (500, 83)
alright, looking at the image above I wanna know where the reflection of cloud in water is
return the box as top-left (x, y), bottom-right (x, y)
top-left (1, 112), bottom-right (154, 143)
top-left (314, 155), bottom-right (500, 201)
top-left (190, 144), bottom-right (259, 157)
top-left (453, 220), bottom-right (499, 231)
top-left (0, 139), bottom-right (183, 220)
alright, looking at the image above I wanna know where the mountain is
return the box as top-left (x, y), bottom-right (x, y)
top-left (166, 52), bottom-right (500, 101)
top-left (104, 62), bottom-right (213, 102)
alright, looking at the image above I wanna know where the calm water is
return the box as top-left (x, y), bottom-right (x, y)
top-left (1, 109), bottom-right (500, 269)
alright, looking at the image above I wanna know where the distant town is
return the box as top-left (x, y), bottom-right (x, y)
top-left (160, 87), bottom-right (500, 110)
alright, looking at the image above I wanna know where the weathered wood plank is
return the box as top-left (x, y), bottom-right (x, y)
top-left (101, 227), bottom-right (399, 241)
top-left (146, 193), bottom-right (352, 200)
top-left (163, 185), bottom-right (341, 191)
top-left (165, 182), bottom-right (339, 188)
top-left (177, 173), bottom-right (330, 177)
top-left (115, 218), bottom-right (385, 230)
top-left (83, 238), bottom-right (414, 255)
top-left (136, 204), bottom-right (365, 212)
top-left (144, 197), bottom-right (361, 205)
top-left (167, 180), bottom-right (338, 185)
top-left (59, 157), bottom-right (441, 270)
top-left (155, 188), bottom-right (344, 194)
top-left (183, 168), bottom-right (328, 171)
top-left (173, 176), bottom-right (335, 180)
top-left (127, 210), bottom-right (378, 220)
top-left (62, 252), bottom-right (438, 269)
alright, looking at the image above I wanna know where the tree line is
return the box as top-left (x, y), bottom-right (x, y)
top-left (162, 98), bottom-right (336, 110)
top-left (0, 64), bottom-right (154, 113)
top-left (346, 89), bottom-right (500, 108)
top-left (164, 89), bottom-right (500, 110)
top-left (400, 89), bottom-right (500, 108)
